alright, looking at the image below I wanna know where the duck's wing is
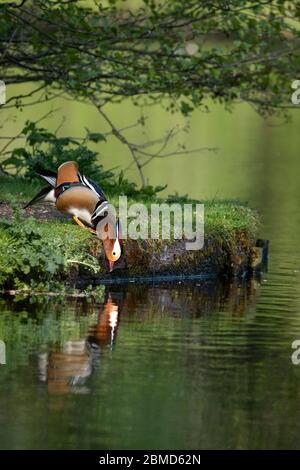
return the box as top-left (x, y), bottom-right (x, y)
top-left (36, 169), bottom-right (57, 187)
top-left (24, 186), bottom-right (55, 209)
top-left (78, 173), bottom-right (107, 201)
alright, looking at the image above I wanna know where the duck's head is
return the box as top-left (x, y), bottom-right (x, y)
top-left (97, 217), bottom-right (123, 272)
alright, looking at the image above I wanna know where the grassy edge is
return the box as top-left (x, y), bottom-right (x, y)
top-left (0, 176), bottom-right (260, 293)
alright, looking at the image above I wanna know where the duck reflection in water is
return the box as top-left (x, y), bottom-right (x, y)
top-left (37, 280), bottom-right (262, 396)
top-left (38, 291), bottom-right (122, 396)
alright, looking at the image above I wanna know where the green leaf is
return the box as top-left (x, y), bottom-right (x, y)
top-left (86, 131), bottom-right (107, 143)
top-left (180, 101), bottom-right (194, 116)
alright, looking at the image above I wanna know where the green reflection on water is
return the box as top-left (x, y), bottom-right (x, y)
top-left (0, 276), bottom-right (300, 450)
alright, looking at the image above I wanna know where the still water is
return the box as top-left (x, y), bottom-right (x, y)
top-left (0, 100), bottom-right (300, 449)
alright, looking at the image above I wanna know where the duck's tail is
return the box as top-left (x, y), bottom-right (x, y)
top-left (23, 169), bottom-right (57, 209)
top-left (35, 169), bottom-right (57, 187)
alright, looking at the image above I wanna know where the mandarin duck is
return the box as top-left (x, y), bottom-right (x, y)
top-left (24, 161), bottom-right (122, 271)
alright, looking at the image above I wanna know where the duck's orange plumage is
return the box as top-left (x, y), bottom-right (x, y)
top-left (56, 161), bottom-right (80, 186)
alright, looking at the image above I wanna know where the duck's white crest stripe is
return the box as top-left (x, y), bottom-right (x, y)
top-left (112, 238), bottom-right (121, 254)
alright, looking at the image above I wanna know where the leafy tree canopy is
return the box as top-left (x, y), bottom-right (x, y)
top-left (1, 0), bottom-right (299, 114)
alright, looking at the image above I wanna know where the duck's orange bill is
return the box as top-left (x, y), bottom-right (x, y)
top-left (109, 260), bottom-right (114, 272)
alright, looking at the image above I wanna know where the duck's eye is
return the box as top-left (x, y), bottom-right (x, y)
top-left (113, 251), bottom-right (116, 256)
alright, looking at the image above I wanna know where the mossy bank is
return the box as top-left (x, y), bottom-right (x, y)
top-left (0, 197), bottom-right (265, 293)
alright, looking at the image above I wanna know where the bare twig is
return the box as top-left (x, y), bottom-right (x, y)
top-left (92, 98), bottom-right (217, 187)
top-left (93, 99), bottom-right (146, 187)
